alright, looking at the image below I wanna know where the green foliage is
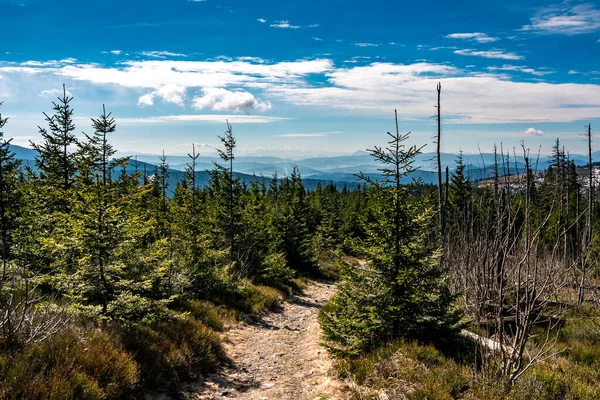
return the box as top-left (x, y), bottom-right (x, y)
top-left (0, 328), bottom-right (139, 400)
top-left (335, 340), bottom-right (470, 400)
top-left (320, 119), bottom-right (461, 357)
top-left (255, 251), bottom-right (297, 291)
top-left (120, 316), bottom-right (221, 390)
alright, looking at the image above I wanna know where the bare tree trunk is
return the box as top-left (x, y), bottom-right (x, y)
top-left (436, 83), bottom-right (446, 248)
top-left (580, 124), bottom-right (593, 303)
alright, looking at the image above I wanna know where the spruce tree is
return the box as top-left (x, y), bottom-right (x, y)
top-left (71, 106), bottom-right (129, 314)
top-left (447, 152), bottom-right (472, 229)
top-left (0, 104), bottom-right (22, 281)
top-left (320, 111), bottom-right (461, 356)
top-left (31, 85), bottom-right (78, 198)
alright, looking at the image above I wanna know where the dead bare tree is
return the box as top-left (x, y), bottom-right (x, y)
top-left (447, 143), bottom-right (579, 385)
top-left (435, 83), bottom-right (446, 249)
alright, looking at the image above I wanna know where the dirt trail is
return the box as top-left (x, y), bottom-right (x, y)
top-left (182, 280), bottom-right (348, 400)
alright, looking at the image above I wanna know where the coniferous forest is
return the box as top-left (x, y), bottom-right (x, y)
top-left (1, 85), bottom-right (600, 399)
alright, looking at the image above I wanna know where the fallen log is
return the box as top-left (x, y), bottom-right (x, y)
top-left (460, 329), bottom-right (514, 356)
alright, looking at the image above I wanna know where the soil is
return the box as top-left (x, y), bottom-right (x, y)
top-left (181, 280), bottom-right (348, 400)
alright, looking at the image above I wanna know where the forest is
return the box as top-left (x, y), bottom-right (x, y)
top-left (1, 85), bottom-right (600, 400)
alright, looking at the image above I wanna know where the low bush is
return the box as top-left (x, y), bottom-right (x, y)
top-left (179, 299), bottom-right (236, 331)
top-left (119, 315), bottom-right (222, 391)
top-left (335, 340), bottom-right (470, 400)
top-left (256, 252), bottom-right (298, 293)
top-left (0, 328), bottom-right (139, 400)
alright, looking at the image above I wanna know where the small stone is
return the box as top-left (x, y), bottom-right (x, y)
top-left (261, 383), bottom-right (275, 389)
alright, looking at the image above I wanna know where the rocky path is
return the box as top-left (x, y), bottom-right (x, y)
top-left (182, 280), bottom-right (347, 400)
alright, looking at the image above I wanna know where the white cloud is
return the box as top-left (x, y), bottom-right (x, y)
top-left (39, 88), bottom-right (73, 98)
top-left (110, 50), bottom-right (122, 55)
top-left (257, 18), bottom-right (266, 23)
top-left (313, 37), bottom-right (323, 41)
top-left (354, 42), bottom-right (380, 47)
top-left (5, 57), bottom-right (600, 125)
top-left (454, 49), bottom-right (524, 60)
top-left (141, 51), bottom-right (187, 58)
top-left (445, 32), bottom-right (499, 43)
top-left (275, 131), bottom-right (341, 137)
top-left (117, 115), bottom-right (287, 124)
top-left (270, 20), bottom-right (300, 29)
top-left (522, 3), bottom-right (600, 34)
top-left (192, 87), bottom-right (271, 112)
top-left (53, 59), bottom-right (334, 90)
top-left (524, 127), bottom-right (545, 136)
top-left (264, 62), bottom-right (600, 124)
top-left (568, 70), bottom-right (579, 74)
top-left (487, 64), bottom-right (555, 76)
top-left (138, 85), bottom-right (186, 107)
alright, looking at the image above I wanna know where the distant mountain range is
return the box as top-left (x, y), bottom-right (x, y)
top-left (11, 144), bottom-right (600, 189)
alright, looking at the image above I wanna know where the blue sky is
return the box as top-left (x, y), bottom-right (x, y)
top-left (1, 0), bottom-right (600, 157)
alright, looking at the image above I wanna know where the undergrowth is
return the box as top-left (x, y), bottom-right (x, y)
top-left (334, 305), bottom-right (600, 400)
top-left (0, 279), bottom-right (290, 398)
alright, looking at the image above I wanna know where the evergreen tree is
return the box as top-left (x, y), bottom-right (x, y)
top-left (320, 112), bottom-right (461, 356)
top-left (0, 104), bottom-right (22, 281)
top-left (31, 85), bottom-right (78, 198)
top-left (71, 106), bottom-right (129, 314)
top-left (447, 152), bottom-right (472, 229)
top-left (274, 167), bottom-right (315, 273)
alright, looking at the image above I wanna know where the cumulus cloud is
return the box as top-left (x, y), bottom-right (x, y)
top-left (110, 50), bottom-right (122, 55)
top-left (264, 62), bottom-right (600, 124)
top-left (138, 85), bottom-right (186, 107)
top-left (257, 18), bottom-right (266, 23)
top-left (524, 127), bottom-right (545, 136)
top-left (4, 57), bottom-right (600, 124)
top-left (445, 32), bottom-right (499, 43)
top-left (454, 49), bottom-right (524, 60)
top-left (192, 88), bottom-right (271, 113)
top-left (522, 3), bottom-right (600, 34)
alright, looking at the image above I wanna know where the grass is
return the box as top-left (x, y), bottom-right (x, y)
top-left (0, 327), bottom-right (139, 400)
top-left (332, 302), bottom-right (600, 400)
top-left (0, 273), bottom-right (292, 397)
top-left (0, 251), bottom-right (339, 397)
top-left (335, 340), bottom-right (471, 400)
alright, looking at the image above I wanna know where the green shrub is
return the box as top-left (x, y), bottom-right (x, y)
top-left (316, 250), bottom-right (343, 280)
top-left (242, 284), bottom-right (282, 314)
top-left (335, 340), bottom-right (470, 400)
top-left (0, 328), bottom-right (139, 400)
top-left (106, 291), bottom-right (166, 325)
top-left (181, 299), bottom-right (235, 331)
top-left (257, 252), bottom-right (297, 292)
top-left (120, 316), bottom-right (221, 391)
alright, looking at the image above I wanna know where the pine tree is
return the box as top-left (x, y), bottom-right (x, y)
top-left (31, 85), bottom-right (78, 200)
top-left (274, 167), bottom-right (315, 273)
top-left (71, 106), bottom-right (129, 314)
top-left (447, 152), bottom-right (472, 229)
top-left (0, 104), bottom-right (22, 281)
top-left (320, 111), bottom-right (461, 356)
